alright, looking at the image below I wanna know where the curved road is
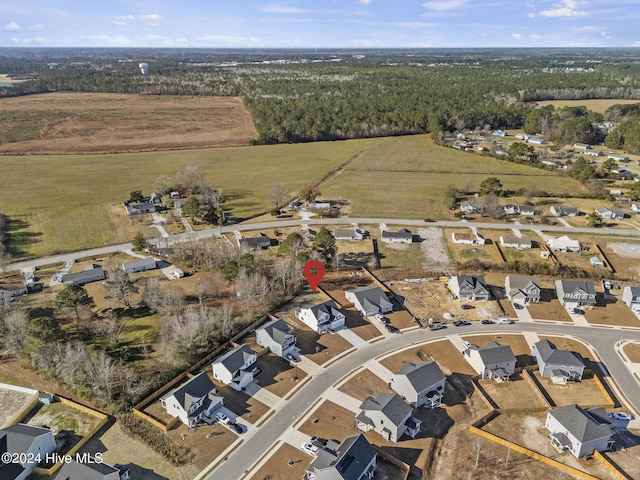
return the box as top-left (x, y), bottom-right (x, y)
top-left (204, 322), bottom-right (640, 480)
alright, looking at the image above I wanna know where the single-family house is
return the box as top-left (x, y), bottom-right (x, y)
top-left (355, 393), bottom-right (421, 442)
top-left (55, 458), bottom-right (130, 480)
top-left (631, 204), bottom-right (640, 214)
top-left (500, 235), bottom-right (532, 249)
top-left (608, 153), bottom-right (629, 162)
top-left (306, 434), bottom-right (377, 480)
top-left (122, 256), bottom-right (156, 274)
top-left (547, 235), bottom-right (580, 253)
top-left (448, 275), bottom-right (491, 301)
top-left (546, 404), bottom-right (614, 458)
top-left (381, 228), bottom-right (413, 244)
top-left (212, 345), bottom-right (258, 391)
top-left (515, 133), bottom-right (529, 141)
top-left (505, 275), bottom-right (541, 304)
top-left (451, 231), bottom-right (485, 245)
top-left (518, 205), bottom-right (536, 216)
top-left (584, 149), bottom-right (603, 157)
top-left (503, 204), bottom-right (518, 215)
top-left (0, 424), bottom-right (56, 480)
top-left (460, 201), bottom-right (484, 214)
top-left (0, 283), bottom-right (28, 304)
top-left (238, 233), bottom-right (271, 251)
top-left (622, 286), bottom-right (640, 313)
top-left (590, 256), bottom-right (605, 269)
top-left (160, 372), bottom-right (223, 427)
top-left (255, 318), bottom-right (297, 358)
top-left (345, 286), bottom-right (393, 317)
top-left (334, 228), bottom-right (367, 241)
top-left (463, 342), bottom-right (516, 381)
top-left (124, 201), bottom-right (157, 215)
top-left (314, 202), bottom-right (331, 209)
top-left (550, 206), bottom-right (580, 217)
top-left (62, 264), bottom-right (105, 286)
top-left (573, 143), bottom-right (591, 151)
top-left (555, 280), bottom-right (597, 308)
top-left (528, 136), bottom-right (545, 144)
top-left (295, 299), bottom-right (346, 334)
top-left (492, 130), bottom-right (508, 137)
top-left (391, 361), bottom-right (446, 408)
top-left (595, 207), bottom-right (626, 219)
top-left (532, 340), bottom-right (585, 384)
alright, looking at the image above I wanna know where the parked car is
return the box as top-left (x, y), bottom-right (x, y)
top-left (311, 436), bottom-right (328, 447)
top-left (568, 307), bottom-right (584, 315)
top-left (229, 422), bottom-right (243, 433)
top-left (496, 317), bottom-right (514, 324)
top-left (429, 323), bottom-right (447, 331)
top-left (301, 442), bottom-right (320, 456)
top-left (609, 412), bottom-right (633, 421)
top-left (461, 304), bottom-right (474, 310)
top-left (385, 324), bottom-right (400, 333)
top-left (513, 303), bottom-right (524, 310)
top-left (374, 313), bottom-right (390, 324)
top-left (453, 320), bottom-right (471, 327)
top-left (215, 412), bottom-right (231, 425)
top-left (481, 319), bottom-right (495, 325)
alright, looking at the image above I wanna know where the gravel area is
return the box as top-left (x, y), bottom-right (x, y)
top-left (418, 228), bottom-right (452, 271)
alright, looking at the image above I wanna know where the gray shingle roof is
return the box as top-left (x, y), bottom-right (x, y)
top-left (160, 371), bottom-right (216, 410)
top-left (549, 404), bottom-right (612, 443)
top-left (308, 434), bottom-right (376, 480)
top-left (213, 344), bottom-right (255, 374)
top-left (346, 286), bottom-right (392, 311)
top-left (359, 393), bottom-right (412, 427)
top-left (381, 229), bottom-right (412, 240)
top-left (257, 318), bottom-right (293, 346)
top-left (397, 361), bottom-right (445, 393)
top-left (470, 342), bottom-right (516, 365)
top-left (556, 280), bottom-right (596, 296)
top-left (54, 459), bottom-right (120, 480)
top-left (309, 300), bottom-right (343, 323)
top-left (534, 340), bottom-right (585, 368)
top-left (0, 424), bottom-right (52, 455)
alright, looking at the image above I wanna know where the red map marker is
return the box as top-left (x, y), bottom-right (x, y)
top-left (303, 260), bottom-right (325, 293)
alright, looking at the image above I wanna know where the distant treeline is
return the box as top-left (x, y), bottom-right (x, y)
top-left (2, 49), bottom-right (640, 146)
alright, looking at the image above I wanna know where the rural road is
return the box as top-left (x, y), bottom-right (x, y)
top-left (202, 322), bottom-right (640, 480)
top-left (7, 216), bottom-right (640, 272)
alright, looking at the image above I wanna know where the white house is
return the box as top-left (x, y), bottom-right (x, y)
top-left (0, 424), bottom-right (56, 480)
top-left (211, 345), bottom-right (258, 391)
top-left (573, 143), bottom-right (591, 151)
top-left (160, 372), bottom-right (223, 427)
top-left (547, 235), bottom-right (580, 253)
top-left (595, 207), bottom-right (626, 219)
top-left (462, 342), bottom-right (516, 381)
top-left (608, 152), bottom-right (629, 162)
top-left (255, 318), bottom-right (297, 358)
top-left (500, 235), bottom-right (532, 249)
top-left (295, 299), bottom-right (345, 334)
top-left (631, 204), bottom-right (640, 214)
top-left (505, 275), bottom-right (541, 304)
top-left (532, 340), bottom-right (585, 384)
top-left (448, 275), bottom-right (491, 301)
top-left (0, 283), bottom-right (28, 304)
top-left (345, 286), bottom-right (393, 317)
top-left (550, 206), bottom-right (580, 217)
top-left (460, 202), bottom-right (484, 214)
top-left (381, 228), bottom-right (413, 244)
top-left (622, 286), bottom-right (640, 313)
top-left (546, 404), bottom-right (614, 458)
top-left (584, 149), bottom-right (603, 157)
top-left (451, 231), bottom-right (485, 245)
top-left (355, 393), bottom-right (421, 443)
top-left (555, 280), bottom-right (597, 308)
top-left (122, 256), bottom-right (156, 274)
top-left (590, 256), bottom-right (605, 269)
top-left (391, 361), bottom-right (446, 408)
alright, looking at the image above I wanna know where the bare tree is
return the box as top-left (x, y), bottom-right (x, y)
top-left (473, 436), bottom-right (483, 468)
top-left (194, 272), bottom-right (224, 305)
top-left (178, 166), bottom-right (210, 196)
top-left (86, 349), bottom-right (120, 402)
top-left (152, 174), bottom-right (172, 196)
top-left (105, 267), bottom-right (139, 311)
top-left (483, 193), bottom-right (503, 219)
top-left (269, 182), bottom-right (288, 210)
top-left (0, 308), bottom-right (29, 353)
top-left (143, 277), bottom-right (163, 313)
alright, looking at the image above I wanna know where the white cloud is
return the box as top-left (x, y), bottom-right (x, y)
top-left (140, 14), bottom-right (162, 27)
top-left (530, 34), bottom-right (542, 39)
top-left (112, 14), bottom-right (161, 27)
top-left (512, 33), bottom-right (522, 39)
top-left (539, 0), bottom-right (588, 18)
top-left (260, 5), bottom-right (304, 14)
top-left (421, 0), bottom-right (467, 11)
top-left (75, 35), bottom-right (132, 46)
top-left (3, 22), bottom-right (21, 32)
top-left (10, 37), bottom-right (19, 43)
top-left (113, 15), bottom-right (134, 26)
top-left (356, 0), bottom-right (372, 5)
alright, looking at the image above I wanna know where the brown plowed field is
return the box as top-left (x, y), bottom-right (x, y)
top-left (0, 92), bottom-right (258, 154)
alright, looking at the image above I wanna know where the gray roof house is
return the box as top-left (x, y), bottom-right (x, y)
top-left (532, 340), bottom-right (585, 384)
top-left (555, 280), bottom-right (597, 308)
top-left (500, 235), bottom-right (532, 249)
top-left (62, 264), bottom-right (105, 286)
top-left (505, 275), bottom-right (541, 304)
top-left (463, 342), bottom-right (516, 381)
top-left (306, 434), bottom-right (377, 480)
top-left (0, 424), bottom-right (56, 480)
top-left (355, 393), bottom-right (421, 442)
top-left (295, 299), bottom-right (346, 334)
top-left (122, 256), bottom-right (156, 274)
top-left (590, 256), bottom-right (605, 269)
top-left (460, 201), bottom-right (484, 214)
top-left (550, 206), bottom-right (580, 217)
top-left (381, 228), bottom-right (413, 244)
top-left (238, 233), bottom-right (271, 251)
top-left (448, 275), bottom-right (491, 301)
top-left (212, 345), bottom-right (258, 391)
top-left (595, 207), bottom-right (626, 219)
top-left (160, 371), bottom-right (223, 427)
top-left (622, 286), bottom-right (640, 313)
top-left (545, 404), bottom-right (614, 458)
top-left (55, 458), bottom-right (130, 480)
top-left (255, 318), bottom-right (297, 358)
top-left (391, 361), bottom-right (446, 408)
top-left (334, 228), bottom-right (367, 241)
top-left (345, 286), bottom-right (393, 317)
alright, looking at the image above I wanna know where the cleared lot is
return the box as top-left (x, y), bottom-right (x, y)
top-left (478, 376), bottom-right (547, 411)
top-left (338, 368), bottom-right (395, 401)
top-left (380, 340), bottom-right (476, 376)
top-left (249, 442), bottom-right (312, 480)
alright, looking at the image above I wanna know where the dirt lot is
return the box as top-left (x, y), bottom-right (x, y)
top-left (584, 294), bottom-right (640, 327)
top-left (24, 401), bottom-right (101, 436)
top-left (214, 383), bottom-right (271, 424)
top-left (623, 342), bottom-right (640, 363)
top-left (479, 376), bottom-right (547, 411)
top-left (167, 421), bottom-right (238, 470)
top-left (249, 442), bottom-right (312, 480)
top-left (282, 314), bottom-right (354, 365)
top-left (462, 334), bottom-right (534, 367)
top-left (299, 400), bottom-right (360, 441)
top-left (338, 369), bottom-right (395, 401)
top-left (379, 340), bottom-right (477, 376)
top-left (255, 353), bottom-right (308, 398)
top-left (340, 307), bottom-right (383, 341)
top-left (607, 442), bottom-right (640, 480)
top-left (526, 296), bottom-right (573, 322)
top-left (534, 371), bottom-right (610, 407)
top-left (0, 93), bottom-right (257, 154)
top-left (0, 387), bottom-right (34, 426)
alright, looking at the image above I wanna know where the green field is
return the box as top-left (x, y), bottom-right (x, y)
top-left (1, 135), bottom-right (587, 258)
top-left (320, 135), bottom-right (586, 218)
top-left (0, 139), bottom-right (375, 256)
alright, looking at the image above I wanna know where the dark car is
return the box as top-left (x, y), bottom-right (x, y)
top-left (229, 422), bottom-right (243, 434)
top-left (461, 304), bottom-right (474, 310)
top-left (385, 324), bottom-right (400, 333)
top-left (424, 218), bottom-right (436, 222)
top-left (311, 436), bottom-right (328, 447)
top-left (481, 319), bottom-right (495, 325)
top-left (513, 303), bottom-right (524, 310)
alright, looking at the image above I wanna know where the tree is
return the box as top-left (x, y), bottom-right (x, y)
top-left (278, 232), bottom-right (306, 259)
top-left (313, 227), bottom-right (336, 264)
top-left (181, 196), bottom-right (201, 219)
top-left (129, 190), bottom-right (144, 202)
top-left (152, 174), bottom-right (172, 196)
top-left (483, 193), bottom-right (502, 219)
top-left (24, 316), bottom-right (62, 352)
top-left (54, 285), bottom-right (95, 324)
top-left (628, 182), bottom-right (640, 201)
top-left (105, 267), bottom-right (138, 311)
top-left (269, 182), bottom-right (288, 211)
top-left (569, 157), bottom-right (597, 183)
top-left (178, 166), bottom-right (209, 196)
top-left (586, 211), bottom-right (603, 228)
top-left (132, 232), bottom-right (147, 250)
top-left (601, 158), bottom-right (617, 175)
top-left (143, 277), bottom-right (163, 313)
top-left (508, 142), bottom-right (537, 163)
top-left (479, 177), bottom-right (503, 196)
top-left (201, 205), bottom-right (219, 225)
top-left (299, 184), bottom-right (321, 204)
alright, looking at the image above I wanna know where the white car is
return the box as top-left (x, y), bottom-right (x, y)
top-left (215, 412), bottom-right (230, 425)
top-left (609, 412), bottom-right (633, 421)
top-left (301, 442), bottom-right (319, 456)
top-left (374, 314), bottom-right (389, 324)
top-left (496, 317), bottom-right (514, 324)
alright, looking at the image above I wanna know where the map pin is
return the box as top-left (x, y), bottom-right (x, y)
top-left (303, 260), bottom-right (325, 293)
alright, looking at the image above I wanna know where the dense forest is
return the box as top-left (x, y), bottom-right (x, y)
top-left (1, 48), bottom-right (640, 146)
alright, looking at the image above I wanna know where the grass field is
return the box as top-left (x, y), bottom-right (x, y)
top-left (536, 99), bottom-right (640, 114)
top-left (320, 135), bottom-right (586, 219)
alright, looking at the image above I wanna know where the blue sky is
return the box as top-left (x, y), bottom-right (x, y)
top-left (1, 1), bottom-right (640, 48)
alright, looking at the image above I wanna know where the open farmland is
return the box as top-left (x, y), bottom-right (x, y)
top-left (320, 135), bottom-right (586, 219)
top-left (535, 98), bottom-right (640, 114)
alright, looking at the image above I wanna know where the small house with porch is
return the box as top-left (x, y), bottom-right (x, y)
top-left (211, 345), bottom-right (257, 391)
top-left (391, 361), bottom-right (446, 408)
top-left (160, 372), bottom-right (223, 427)
top-left (255, 317), bottom-right (297, 358)
top-left (532, 340), bottom-right (585, 384)
top-left (555, 280), bottom-right (597, 308)
top-left (381, 228), bottom-right (413, 244)
top-left (345, 286), bottom-right (393, 317)
top-left (355, 393), bottom-right (421, 443)
top-left (463, 342), bottom-right (516, 381)
top-left (505, 275), bottom-right (541, 304)
top-left (546, 404), bottom-right (613, 458)
top-left (295, 299), bottom-right (345, 334)
top-left (448, 275), bottom-right (491, 301)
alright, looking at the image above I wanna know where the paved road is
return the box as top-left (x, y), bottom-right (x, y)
top-left (7, 216), bottom-right (640, 272)
top-left (204, 322), bottom-right (640, 480)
